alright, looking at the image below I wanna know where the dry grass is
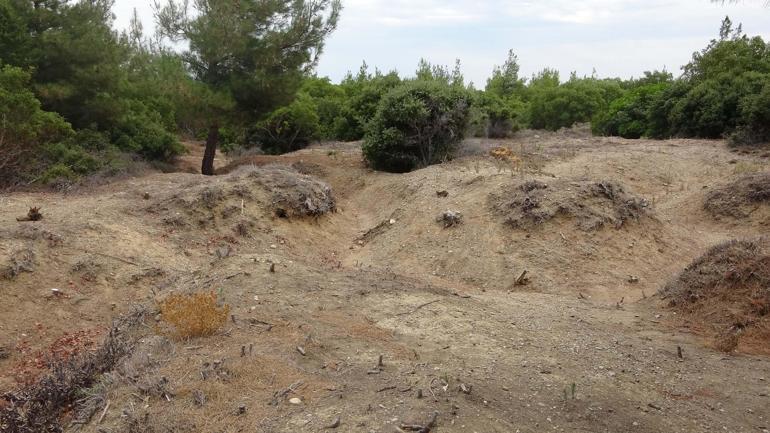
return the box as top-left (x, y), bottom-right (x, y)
top-left (704, 172), bottom-right (770, 218)
top-left (660, 238), bottom-right (770, 354)
top-left (159, 292), bottom-right (230, 339)
top-left (490, 179), bottom-right (650, 231)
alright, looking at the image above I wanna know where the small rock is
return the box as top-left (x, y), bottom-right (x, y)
top-left (270, 244), bottom-right (277, 249)
top-left (155, 314), bottom-right (162, 322)
top-left (389, 219), bottom-right (396, 225)
top-left (437, 210), bottom-right (463, 228)
top-left (143, 192), bottom-right (151, 200)
top-left (628, 275), bottom-right (639, 283)
top-left (289, 397), bottom-right (302, 405)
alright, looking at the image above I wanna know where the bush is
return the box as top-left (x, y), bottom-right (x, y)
top-left (363, 80), bottom-right (471, 172)
top-left (640, 18), bottom-right (770, 143)
top-left (730, 79), bottom-right (770, 146)
top-left (476, 92), bottom-right (526, 138)
top-left (251, 93), bottom-right (321, 154)
top-left (592, 83), bottom-right (669, 138)
top-left (0, 65), bottom-right (74, 186)
top-left (159, 292), bottom-right (230, 339)
top-left (529, 78), bottom-right (621, 131)
top-left (335, 68), bottom-right (401, 141)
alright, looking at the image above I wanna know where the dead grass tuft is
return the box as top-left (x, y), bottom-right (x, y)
top-left (491, 179), bottom-right (649, 231)
top-left (159, 292), bottom-right (230, 339)
top-left (704, 172), bottom-right (770, 218)
top-left (660, 238), bottom-right (770, 354)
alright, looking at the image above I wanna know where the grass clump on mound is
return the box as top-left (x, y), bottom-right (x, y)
top-left (491, 179), bottom-right (649, 231)
top-left (704, 172), bottom-right (770, 219)
top-left (660, 238), bottom-right (770, 353)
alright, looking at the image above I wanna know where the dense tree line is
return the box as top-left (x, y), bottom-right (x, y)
top-left (1, 3), bottom-right (767, 184)
top-left (0, 0), bottom-right (340, 186)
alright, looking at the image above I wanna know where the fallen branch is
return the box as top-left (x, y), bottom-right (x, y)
top-left (270, 381), bottom-right (303, 405)
top-left (396, 300), bottom-right (441, 316)
top-left (73, 248), bottom-right (140, 267)
top-left (97, 400), bottom-right (110, 424)
top-left (514, 270), bottom-right (529, 286)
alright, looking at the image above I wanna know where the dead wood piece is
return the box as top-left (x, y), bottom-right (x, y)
top-left (396, 300), bottom-right (441, 316)
top-left (97, 400), bottom-right (110, 424)
top-left (296, 346), bottom-right (306, 356)
top-left (270, 381), bottom-right (304, 405)
top-left (514, 270), bottom-right (530, 286)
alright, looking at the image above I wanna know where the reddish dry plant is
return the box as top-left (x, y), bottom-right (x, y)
top-left (8, 329), bottom-right (103, 386)
top-left (159, 292), bottom-right (230, 339)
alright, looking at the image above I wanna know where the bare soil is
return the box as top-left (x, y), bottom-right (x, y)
top-left (2, 132), bottom-right (770, 433)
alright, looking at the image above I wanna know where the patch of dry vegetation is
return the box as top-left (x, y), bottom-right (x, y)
top-left (146, 166), bottom-right (335, 232)
top-left (490, 179), bottom-right (649, 231)
top-left (0, 308), bottom-right (147, 433)
top-left (247, 165), bottom-right (336, 218)
top-left (660, 238), bottom-right (770, 354)
top-left (704, 172), bottom-right (770, 218)
top-left (159, 292), bottom-right (230, 339)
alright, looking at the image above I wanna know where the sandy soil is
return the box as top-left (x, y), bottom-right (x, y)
top-left (1, 132), bottom-right (769, 433)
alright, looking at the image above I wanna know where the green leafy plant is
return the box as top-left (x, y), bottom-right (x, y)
top-left (362, 80), bottom-right (471, 172)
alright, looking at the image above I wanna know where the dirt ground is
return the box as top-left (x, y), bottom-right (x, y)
top-left (1, 131), bottom-right (770, 433)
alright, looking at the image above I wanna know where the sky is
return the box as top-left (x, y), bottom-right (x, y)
top-left (113, 1), bottom-right (770, 86)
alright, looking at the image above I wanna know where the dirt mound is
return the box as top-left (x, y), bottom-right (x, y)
top-left (245, 165), bottom-right (336, 218)
top-left (490, 179), bottom-right (650, 231)
top-left (146, 165), bottom-right (335, 231)
top-left (660, 238), bottom-right (770, 353)
top-left (704, 172), bottom-right (770, 218)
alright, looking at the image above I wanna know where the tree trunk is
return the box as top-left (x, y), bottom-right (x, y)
top-left (201, 124), bottom-right (220, 176)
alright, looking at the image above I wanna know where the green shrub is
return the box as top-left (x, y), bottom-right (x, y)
top-left (251, 93), bottom-right (321, 154)
top-left (730, 79), bottom-right (770, 146)
top-left (0, 65), bottom-right (74, 186)
top-left (109, 100), bottom-right (183, 161)
top-left (593, 83), bottom-right (669, 138)
top-left (641, 18), bottom-right (770, 143)
top-left (335, 68), bottom-right (401, 141)
top-left (529, 78), bottom-right (621, 131)
top-left (481, 93), bottom-right (526, 138)
top-left (362, 80), bottom-right (471, 172)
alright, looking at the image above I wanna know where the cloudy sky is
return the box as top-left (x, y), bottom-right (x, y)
top-left (113, 0), bottom-right (769, 86)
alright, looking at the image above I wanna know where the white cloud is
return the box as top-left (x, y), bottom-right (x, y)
top-left (111, 0), bottom-right (770, 84)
